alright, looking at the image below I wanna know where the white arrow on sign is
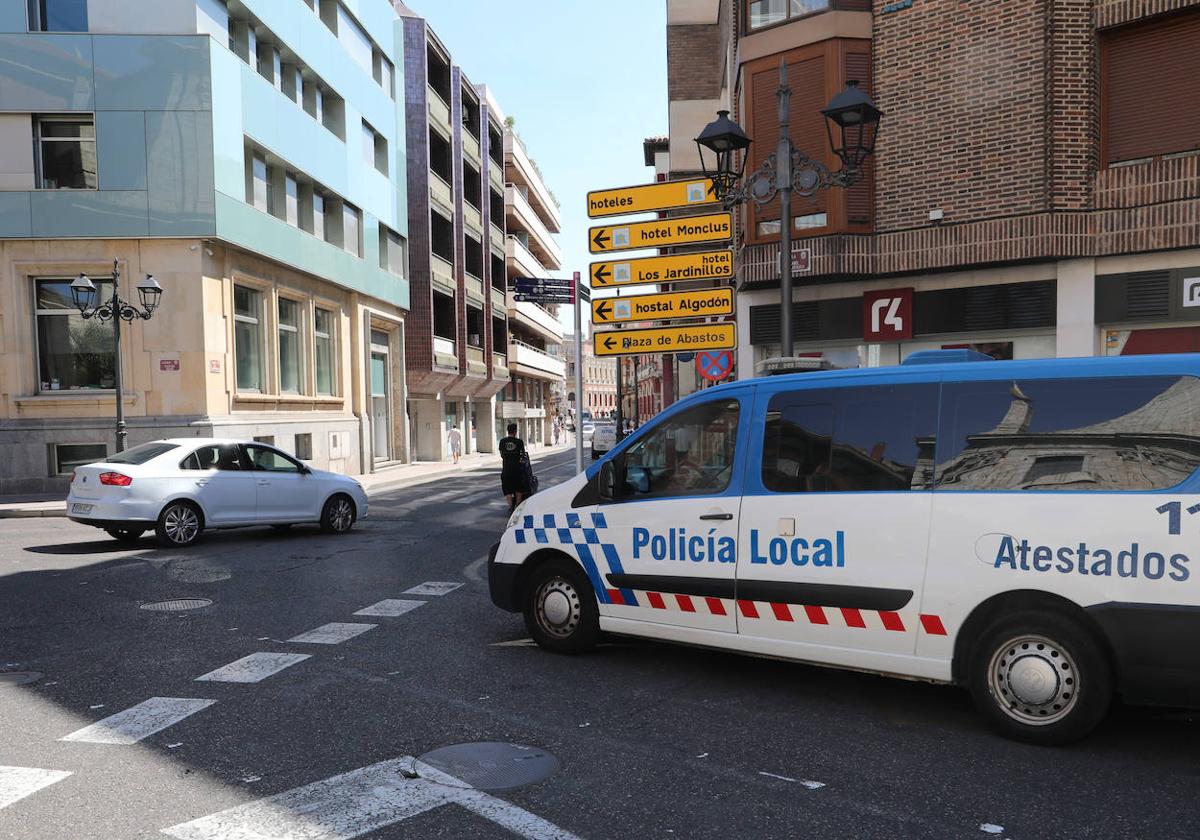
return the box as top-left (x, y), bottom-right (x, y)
top-left (871, 297), bottom-right (903, 334)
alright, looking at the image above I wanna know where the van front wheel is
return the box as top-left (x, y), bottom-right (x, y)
top-left (968, 610), bottom-right (1111, 746)
top-left (523, 559), bottom-right (599, 654)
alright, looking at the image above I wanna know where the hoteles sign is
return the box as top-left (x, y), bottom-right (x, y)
top-left (587, 179), bottom-right (717, 218)
top-left (591, 288), bottom-right (735, 325)
top-left (590, 249), bottom-right (734, 288)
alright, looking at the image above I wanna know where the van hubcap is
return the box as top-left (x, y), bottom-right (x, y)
top-left (164, 507), bottom-right (199, 544)
top-left (989, 634), bottom-right (1079, 726)
top-left (535, 578), bottom-right (580, 639)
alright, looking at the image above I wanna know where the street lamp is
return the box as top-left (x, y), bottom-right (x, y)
top-left (695, 61), bottom-right (882, 360)
top-left (71, 259), bottom-right (165, 452)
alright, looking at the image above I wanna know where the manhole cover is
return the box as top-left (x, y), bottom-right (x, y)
top-left (0, 671), bottom-right (42, 686)
top-left (140, 598), bottom-right (213, 612)
top-left (417, 742), bottom-right (559, 791)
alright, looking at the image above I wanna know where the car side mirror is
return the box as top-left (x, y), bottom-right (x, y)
top-left (598, 460), bottom-right (617, 501)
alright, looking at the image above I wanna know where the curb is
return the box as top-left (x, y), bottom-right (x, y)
top-left (0, 507), bottom-right (66, 519)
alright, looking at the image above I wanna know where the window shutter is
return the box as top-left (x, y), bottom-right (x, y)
top-left (1103, 11), bottom-right (1200, 164)
top-left (842, 50), bottom-right (873, 226)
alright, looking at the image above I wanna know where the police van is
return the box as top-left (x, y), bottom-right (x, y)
top-left (488, 351), bottom-right (1200, 744)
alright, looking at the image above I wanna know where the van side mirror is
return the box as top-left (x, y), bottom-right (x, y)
top-left (598, 461), bottom-right (616, 501)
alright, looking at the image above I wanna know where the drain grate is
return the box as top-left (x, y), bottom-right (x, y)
top-left (0, 671), bottom-right (43, 686)
top-left (140, 598), bottom-right (213, 612)
top-left (417, 742), bottom-right (560, 791)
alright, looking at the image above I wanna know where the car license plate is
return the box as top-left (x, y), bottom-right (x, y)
top-left (71, 503), bottom-right (93, 514)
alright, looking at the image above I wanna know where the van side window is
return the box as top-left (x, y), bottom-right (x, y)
top-left (762, 384), bottom-right (938, 492)
top-left (621, 400), bottom-right (740, 499)
top-left (937, 375), bottom-right (1200, 491)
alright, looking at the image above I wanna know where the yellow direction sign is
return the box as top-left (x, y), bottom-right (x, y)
top-left (589, 212), bottom-right (733, 254)
top-left (592, 288), bottom-right (734, 326)
top-left (590, 249), bottom-right (734, 287)
top-left (593, 323), bottom-right (737, 357)
top-left (587, 178), bottom-right (718, 218)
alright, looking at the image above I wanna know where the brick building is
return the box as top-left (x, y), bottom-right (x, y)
top-left (666, 0), bottom-right (1200, 374)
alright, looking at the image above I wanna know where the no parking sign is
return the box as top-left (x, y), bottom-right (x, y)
top-left (696, 350), bottom-right (733, 382)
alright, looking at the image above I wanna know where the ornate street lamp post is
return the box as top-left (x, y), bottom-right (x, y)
top-left (695, 61), bottom-right (881, 361)
top-left (70, 259), bottom-right (164, 452)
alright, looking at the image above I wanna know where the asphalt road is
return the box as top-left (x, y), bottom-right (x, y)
top-left (2, 449), bottom-right (1199, 839)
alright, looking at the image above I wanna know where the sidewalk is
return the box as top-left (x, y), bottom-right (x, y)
top-left (0, 441), bottom-right (580, 519)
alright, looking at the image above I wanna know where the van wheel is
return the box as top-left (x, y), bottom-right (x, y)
top-left (155, 501), bottom-right (203, 548)
top-left (968, 610), bottom-right (1111, 745)
top-left (320, 494), bottom-right (356, 534)
top-left (105, 527), bottom-right (144, 544)
top-left (523, 559), bottom-right (600, 654)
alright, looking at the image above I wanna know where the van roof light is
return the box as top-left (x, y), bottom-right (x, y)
top-left (902, 349), bottom-right (996, 366)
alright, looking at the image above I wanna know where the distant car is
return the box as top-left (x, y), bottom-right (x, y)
top-left (65, 439), bottom-right (369, 547)
top-left (582, 422), bottom-right (596, 445)
top-left (590, 422), bottom-right (617, 459)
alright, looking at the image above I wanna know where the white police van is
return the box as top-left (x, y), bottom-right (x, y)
top-left (489, 350), bottom-right (1200, 744)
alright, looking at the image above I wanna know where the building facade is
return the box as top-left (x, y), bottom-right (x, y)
top-left (665, 0), bottom-right (1200, 377)
top-left (0, 0), bottom-right (410, 493)
top-left (564, 334), bottom-right (618, 420)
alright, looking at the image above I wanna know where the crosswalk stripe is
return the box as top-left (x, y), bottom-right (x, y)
top-left (286, 623), bottom-right (377, 645)
top-left (60, 697), bottom-right (216, 745)
top-left (403, 581), bottom-right (463, 597)
top-left (194, 652), bottom-right (310, 684)
top-left (353, 599), bottom-right (425, 617)
top-left (160, 756), bottom-right (580, 840)
top-left (0, 766), bottom-right (72, 811)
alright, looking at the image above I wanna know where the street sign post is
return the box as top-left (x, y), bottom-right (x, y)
top-left (587, 178), bottom-right (717, 218)
top-left (696, 350), bottom-right (735, 382)
top-left (512, 276), bottom-right (576, 304)
top-left (590, 249), bottom-right (734, 288)
top-left (588, 212), bottom-right (733, 254)
top-left (593, 323), bottom-right (736, 357)
top-left (591, 288), bottom-right (734, 326)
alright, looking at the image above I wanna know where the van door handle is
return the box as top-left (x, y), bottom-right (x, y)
top-left (699, 512), bottom-right (733, 521)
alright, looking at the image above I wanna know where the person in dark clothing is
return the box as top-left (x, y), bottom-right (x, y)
top-left (499, 423), bottom-right (530, 512)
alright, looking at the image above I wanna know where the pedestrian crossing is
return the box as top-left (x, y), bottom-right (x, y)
top-left (194, 652), bottom-right (312, 684)
top-left (0, 767), bottom-right (71, 811)
top-left (59, 697), bottom-right (215, 745)
top-left (286, 622), bottom-right (377, 645)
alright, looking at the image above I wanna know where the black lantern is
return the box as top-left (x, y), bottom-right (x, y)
top-left (70, 273), bottom-right (98, 314)
top-left (821, 80), bottom-right (882, 171)
top-left (138, 274), bottom-right (163, 314)
top-left (694, 110), bottom-right (752, 200)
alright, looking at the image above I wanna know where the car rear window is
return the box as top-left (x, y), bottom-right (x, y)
top-left (105, 442), bottom-right (180, 465)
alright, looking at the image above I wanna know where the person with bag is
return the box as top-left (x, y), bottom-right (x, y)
top-left (498, 423), bottom-right (531, 513)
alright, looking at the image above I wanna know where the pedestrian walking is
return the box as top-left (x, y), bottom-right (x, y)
top-left (552, 417), bottom-right (561, 446)
top-left (447, 425), bottom-right (462, 465)
top-left (499, 423), bottom-right (530, 513)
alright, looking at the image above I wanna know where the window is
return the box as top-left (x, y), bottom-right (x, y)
top-left (314, 307), bottom-right (334, 396)
top-left (362, 120), bottom-right (387, 174)
top-left (181, 443), bottom-right (245, 471)
top-left (250, 153), bottom-right (268, 211)
top-left (373, 52), bottom-right (394, 97)
top-left (247, 444), bottom-right (303, 473)
top-left (938, 376), bottom-right (1200, 491)
top-left (107, 442), bottom-right (179, 465)
top-left (53, 443), bottom-right (106, 476)
top-left (35, 117), bottom-right (96, 189)
top-left (284, 173), bottom-right (298, 226)
top-left (337, 5), bottom-right (373, 75)
top-left (342, 203), bottom-right (362, 256)
top-left (35, 278), bottom-right (114, 391)
top-left (234, 286), bottom-right (264, 391)
top-left (278, 298), bottom-right (302, 394)
top-left (620, 399), bottom-right (741, 499)
top-left (295, 433), bottom-right (313, 460)
top-left (762, 385), bottom-right (938, 493)
top-left (379, 227), bottom-right (406, 276)
top-left (28, 0), bottom-right (87, 31)
top-left (748, 0), bottom-right (829, 29)
top-left (312, 191), bottom-right (326, 241)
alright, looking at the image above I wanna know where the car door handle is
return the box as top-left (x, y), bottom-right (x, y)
top-left (194, 479), bottom-right (209, 487)
top-left (699, 512), bottom-right (733, 521)
top-left (257, 479), bottom-right (270, 486)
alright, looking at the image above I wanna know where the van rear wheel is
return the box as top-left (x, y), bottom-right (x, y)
top-left (968, 610), bottom-right (1111, 746)
top-left (523, 559), bottom-right (599, 654)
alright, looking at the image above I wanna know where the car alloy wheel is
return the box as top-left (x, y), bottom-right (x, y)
top-left (322, 495), bottom-right (355, 534)
top-left (162, 504), bottom-right (200, 545)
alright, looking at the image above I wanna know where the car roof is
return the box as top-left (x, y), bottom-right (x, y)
top-left (142, 438), bottom-right (269, 448)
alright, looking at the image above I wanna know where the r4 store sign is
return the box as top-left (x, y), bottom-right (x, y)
top-left (863, 288), bottom-right (914, 342)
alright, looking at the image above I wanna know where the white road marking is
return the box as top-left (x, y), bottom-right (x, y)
top-left (287, 623), bottom-right (377, 645)
top-left (403, 581), bottom-right (463, 597)
top-left (980, 825), bottom-right (1004, 835)
top-left (161, 756), bottom-right (580, 840)
top-left (0, 766), bottom-right (72, 811)
top-left (353, 599), bottom-right (426, 618)
top-left (463, 554), bottom-right (489, 583)
top-left (757, 771), bottom-right (825, 789)
top-left (61, 697), bottom-right (216, 745)
top-left (490, 638), bottom-right (538, 647)
top-left (195, 652), bottom-right (310, 684)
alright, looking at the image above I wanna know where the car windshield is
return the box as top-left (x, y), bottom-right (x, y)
top-left (104, 442), bottom-right (179, 465)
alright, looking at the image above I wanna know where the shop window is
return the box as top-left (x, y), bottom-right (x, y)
top-left (27, 0), bottom-right (87, 31)
top-left (35, 117), bottom-right (96, 189)
top-left (314, 307), bottom-right (334, 396)
top-left (35, 278), bottom-right (114, 391)
top-left (234, 286), bottom-right (264, 391)
top-left (52, 443), bottom-right (106, 476)
top-left (278, 298), bottom-right (303, 394)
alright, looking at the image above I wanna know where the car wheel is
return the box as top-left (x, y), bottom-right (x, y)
top-left (522, 558), bottom-right (600, 654)
top-left (320, 494), bottom-right (356, 534)
top-left (155, 501), bottom-right (203, 548)
top-left (968, 610), bottom-right (1112, 746)
top-left (104, 527), bottom-right (144, 544)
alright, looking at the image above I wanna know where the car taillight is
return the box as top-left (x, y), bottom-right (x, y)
top-left (99, 472), bottom-right (133, 487)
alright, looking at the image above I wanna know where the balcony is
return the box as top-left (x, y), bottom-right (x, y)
top-left (493, 352), bottom-right (509, 380)
top-left (465, 272), bottom-right (484, 303)
top-left (506, 234), bottom-right (543, 279)
top-left (489, 161), bottom-right (504, 192)
top-left (463, 201), bottom-right (483, 236)
top-left (507, 293), bottom-right (564, 344)
top-left (490, 221), bottom-right (505, 250)
top-left (463, 131), bottom-right (481, 165)
top-left (504, 132), bottom-right (561, 234)
top-left (428, 87), bottom-right (451, 138)
top-left (506, 185), bottom-right (562, 270)
top-left (433, 335), bottom-right (457, 368)
top-left (429, 171), bottom-right (453, 216)
top-left (431, 254), bottom-right (455, 295)
top-left (509, 339), bottom-right (565, 380)
top-left (465, 345), bottom-right (486, 376)
top-left (491, 285), bottom-right (506, 311)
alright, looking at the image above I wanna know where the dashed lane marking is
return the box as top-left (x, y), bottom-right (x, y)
top-left (194, 652), bottom-right (310, 684)
top-left (0, 766), bottom-right (72, 811)
top-left (353, 599), bottom-right (426, 617)
top-left (60, 697), bottom-right (216, 745)
top-left (490, 638), bottom-right (538, 647)
top-left (463, 553), bottom-right (489, 583)
top-left (403, 581), bottom-right (463, 597)
top-left (286, 623), bottom-right (378, 645)
top-left (160, 756), bottom-right (581, 840)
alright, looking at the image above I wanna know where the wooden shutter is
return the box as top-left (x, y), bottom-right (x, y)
top-left (1103, 11), bottom-right (1200, 165)
top-left (751, 54), bottom-right (828, 226)
top-left (842, 49), bottom-right (873, 226)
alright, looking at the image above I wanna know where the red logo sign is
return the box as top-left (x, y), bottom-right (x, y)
top-left (862, 288), bottom-right (914, 342)
top-left (696, 350), bottom-right (734, 382)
